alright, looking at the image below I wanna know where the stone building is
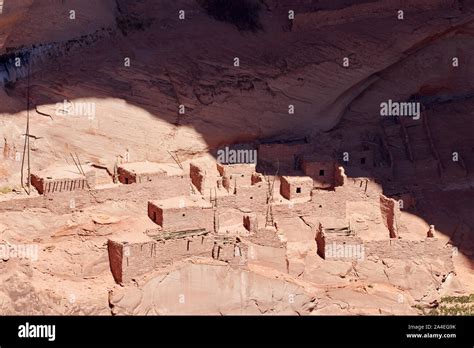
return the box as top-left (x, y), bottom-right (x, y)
top-left (30, 165), bottom-right (96, 195)
top-left (379, 194), bottom-right (401, 238)
top-left (315, 218), bottom-right (364, 261)
top-left (301, 155), bottom-right (337, 189)
top-left (280, 175), bottom-right (313, 201)
top-left (118, 161), bottom-right (185, 184)
top-left (217, 162), bottom-right (256, 192)
top-left (108, 232), bottom-right (157, 284)
top-left (108, 230), bottom-right (247, 284)
top-left (118, 161), bottom-right (190, 198)
top-left (189, 161), bottom-right (219, 194)
top-left (258, 140), bottom-right (312, 169)
top-left (148, 196), bottom-right (214, 233)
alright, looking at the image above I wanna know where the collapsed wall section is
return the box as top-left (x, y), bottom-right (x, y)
top-left (379, 194), bottom-right (401, 238)
top-left (364, 239), bottom-right (453, 262)
top-left (107, 232), bottom-right (247, 284)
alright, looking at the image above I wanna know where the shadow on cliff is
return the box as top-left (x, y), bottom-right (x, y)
top-left (0, 1), bottom-right (473, 267)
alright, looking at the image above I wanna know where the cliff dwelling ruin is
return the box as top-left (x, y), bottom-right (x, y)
top-left (0, 0), bottom-right (473, 319)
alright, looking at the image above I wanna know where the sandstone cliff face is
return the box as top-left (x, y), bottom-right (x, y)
top-left (1, 0), bottom-right (473, 167)
top-left (0, 0), bottom-right (116, 53)
top-left (0, 0), bottom-right (473, 315)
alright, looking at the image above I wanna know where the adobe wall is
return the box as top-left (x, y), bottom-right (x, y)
top-left (108, 234), bottom-right (247, 284)
top-left (30, 175), bottom-right (91, 195)
top-left (93, 178), bottom-right (189, 207)
top-left (379, 194), bottom-right (400, 238)
top-left (215, 184), bottom-right (269, 214)
top-left (108, 239), bottom-right (124, 283)
top-left (258, 143), bottom-right (312, 168)
top-left (336, 178), bottom-right (382, 199)
top-left (212, 238), bottom-right (248, 265)
top-left (148, 203), bottom-right (214, 232)
top-left (216, 208), bottom-right (244, 232)
top-left (251, 172), bottom-right (264, 185)
top-left (116, 167), bottom-right (136, 184)
top-left (243, 212), bottom-right (258, 233)
top-left (234, 182), bottom-right (268, 207)
top-left (343, 149), bottom-right (375, 168)
top-left (301, 160), bottom-right (335, 188)
top-left (280, 176), bottom-right (313, 200)
top-left (364, 239), bottom-right (453, 263)
top-left (218, 163), bottom-right (255, 191)
top-left (217, 163), bottom-right (256, 177)
top-left (272, 202), bottom-right (313, 219)
top-left (215, 208), bottom-right (262, 235)
top-left (334, 165), bottom-right (346, 187)
top-left (215, 193), bottom-right (238, 210)
top-left (108, 238), bottom-right (157, 284)
top-left (308, 190), bottom-right (347, 219)
top-left (0, 176), bottom-right (191, 214)
top-left (316, 233), bottom-right (364, 260)
top-left (0, 195), bottom-right (51, 213)
top-left (223, 174), bottom-right (251, 192)
top-left (117, 168), bottom-right (167, 184)
top-left (155, 235), bottom-right (216, 266)
top-left (189, 162), bottom-right (218, 194)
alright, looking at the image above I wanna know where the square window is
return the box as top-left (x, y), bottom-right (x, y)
top-left (296, 187), bottom-right (301, 193)
top-left (360, 157), bottom-right (366, 165)
top-left (319, 169), bottom-right (325, 176)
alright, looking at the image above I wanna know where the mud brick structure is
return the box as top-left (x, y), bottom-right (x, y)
top-left (212, 236), bottom-right (247, 264)
top-left (301, 155), bottom-right (338, 188)
top-left (118, 161), bottom-right (190, 198)
top-left (234, 182), bottom-right (268, 206)
top-left (258, 140), bottom-right (312, 169)
top-left (108, 232), bottom-right (157, 284)
top-left (30, 165), bottom-right (96, 195)
top-left (108, 230), bottom-right (247, 284)
top-left (189, 161), bottom-right (218, 194)
top-left (243, 212), bottom-right (258, 233)
top-left (217, 163), bottom-right (256, 192)
top-left (315, 219), bottom-right (363, 260)
top-left (117, 161), bottom-right (169, 184)
top-left (364, 238), bottom-right (452, 263)
top-left (346, 149), bottom-right (375, 168)
top-left (118, 161), bottom-right (186, 183)
top-left (280, 175), bottom-right (313, 201)
top-left (379, 194), bottom-right (401, 238)
top-left (151, 230), bottom-right (216, 266)
top-left (334, 165), bottom-right (347, 187)
top-left (148, 196), bottom-right (214, 233)
top-left (1, 0), bottom-right (473, 317)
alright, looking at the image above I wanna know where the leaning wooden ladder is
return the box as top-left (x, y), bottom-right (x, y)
top-left (265, 162), bottom-right (279, 227)
top-left (20, 63), bottom-right (32, 194)
top-left (210, 188), bottom-right (219, 232)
